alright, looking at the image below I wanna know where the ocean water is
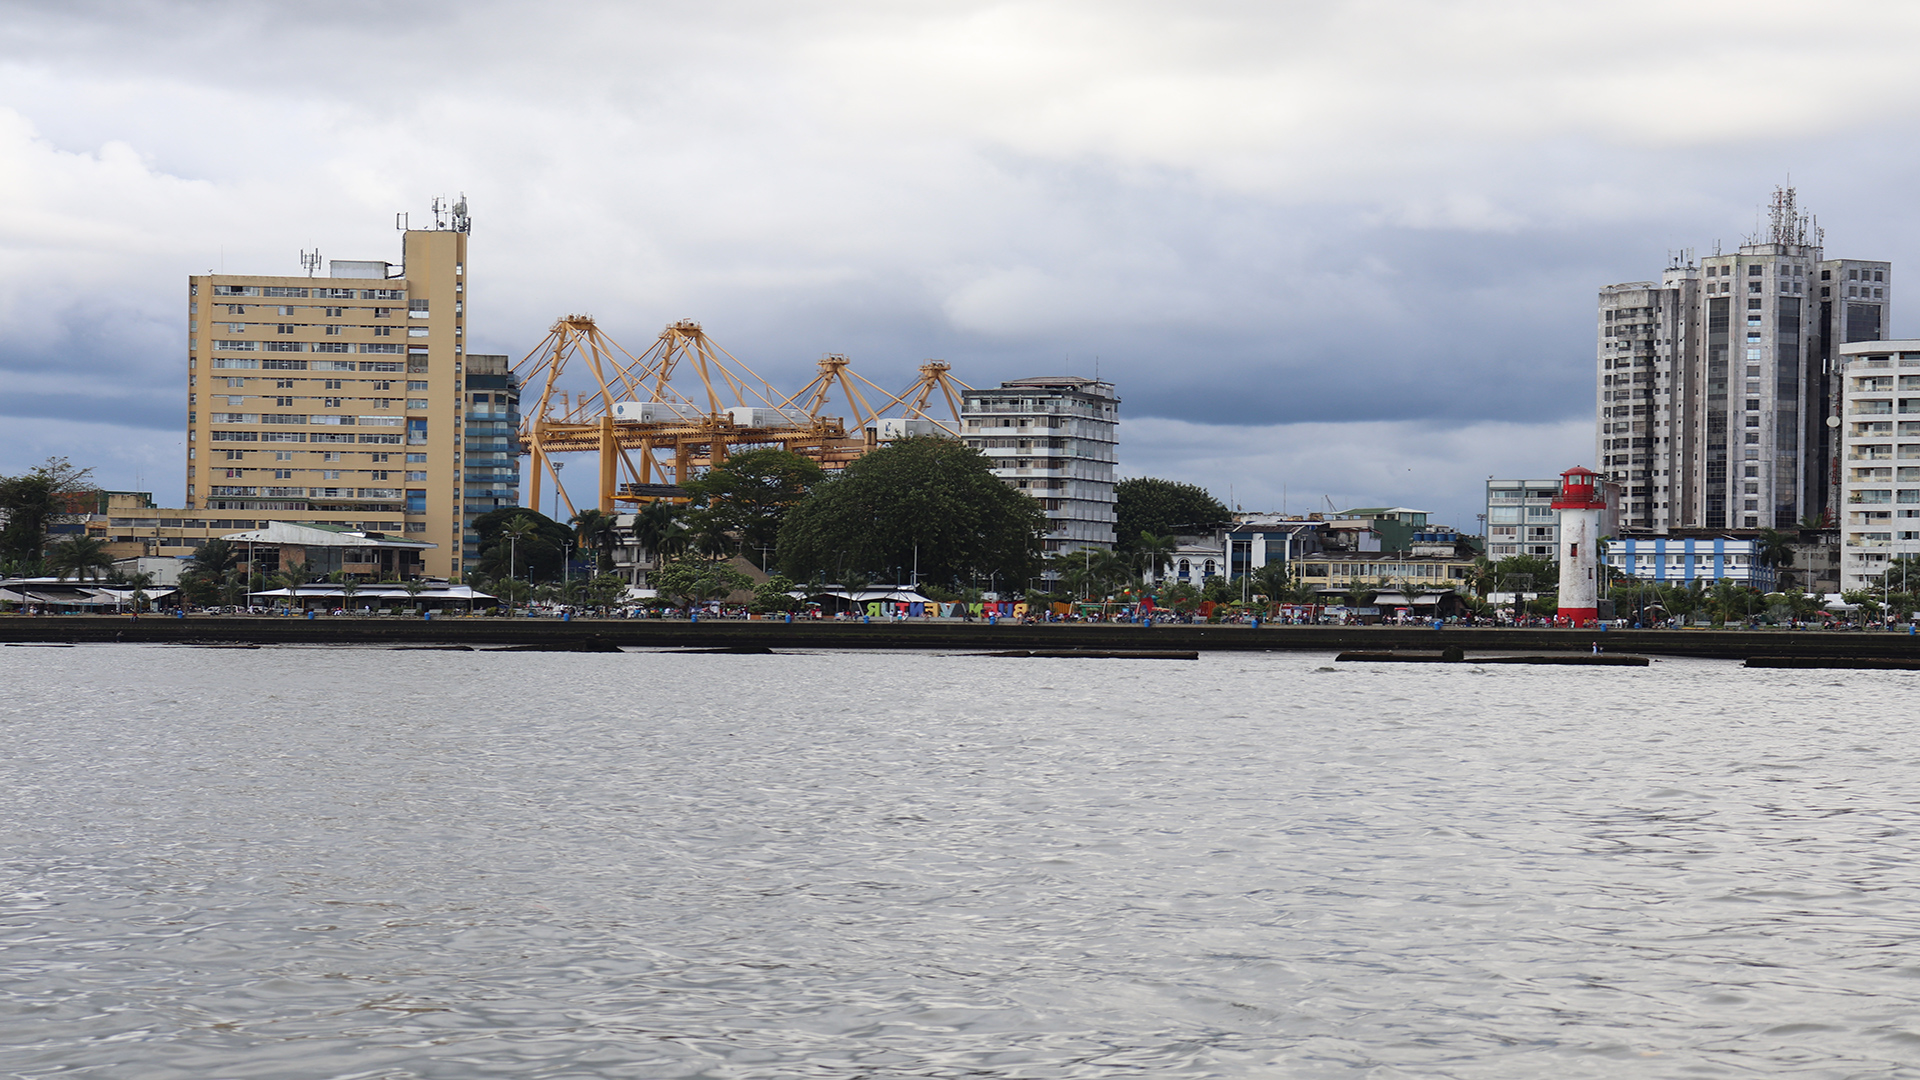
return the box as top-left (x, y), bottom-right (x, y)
top-left (3, 645), bottom-right (1920, 1079)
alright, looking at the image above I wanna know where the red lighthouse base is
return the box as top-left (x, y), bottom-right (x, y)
top-left (1558, 606), bottom-right (1598, 625)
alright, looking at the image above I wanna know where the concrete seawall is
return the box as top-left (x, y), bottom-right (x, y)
top-left (3, 616), bottom-right (1916, 662)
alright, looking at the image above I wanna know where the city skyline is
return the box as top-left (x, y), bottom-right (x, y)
top-left (6, 1), bottom-right (1920, 532)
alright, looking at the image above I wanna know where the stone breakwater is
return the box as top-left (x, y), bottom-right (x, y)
top-left (2, 615), bottom-right (1915, 662)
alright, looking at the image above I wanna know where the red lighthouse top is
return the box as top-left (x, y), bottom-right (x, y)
top-left (1550, 466), bottom-right (1608, 511)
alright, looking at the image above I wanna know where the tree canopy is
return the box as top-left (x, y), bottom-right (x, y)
top-left (1113, 478), bottom-right (1231, 554)
top-left (0, 457), bottom-right (96, 568)
top-left (471, 508), bottom-right (572, 581)
top-left (776, 436), bottom-right (1048, 588)
top-left (681, 449), bottom-right (824, 569)
top-left (650, 555), bottom-right (755, 608)
top-left (45, 535), bottom-right (112, 582)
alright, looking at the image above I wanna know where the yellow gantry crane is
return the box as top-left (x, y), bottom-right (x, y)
top-left (512, 316), bottom-right (972, 516)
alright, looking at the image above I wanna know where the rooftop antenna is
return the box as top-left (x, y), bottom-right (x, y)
top-left (299, 249), bottom-right (322, 277)
top-left (430, 196), bottom-right (448, 231)
top-left (395, 212), bottom-right (409, 231)
top-left (451, 193), bottom-right (471, 234)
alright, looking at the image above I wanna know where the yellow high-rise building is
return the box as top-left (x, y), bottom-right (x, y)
top-left (184, 222), bottom-right (474, 579)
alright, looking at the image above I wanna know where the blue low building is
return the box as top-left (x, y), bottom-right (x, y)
top-left (1606, 536), bottom-right (1775, 591)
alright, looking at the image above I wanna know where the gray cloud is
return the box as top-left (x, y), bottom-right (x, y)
top-left (6, 0), bottom-right (1920, 506)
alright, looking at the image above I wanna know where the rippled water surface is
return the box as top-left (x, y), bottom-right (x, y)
top-left (5, 645), bottom-right (1920, 1078)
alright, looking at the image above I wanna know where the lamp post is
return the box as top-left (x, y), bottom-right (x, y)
top-left (507, 530), bottom-right (518, 618)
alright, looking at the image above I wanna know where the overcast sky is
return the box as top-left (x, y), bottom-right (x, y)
top-left (6, 0), bottom-right (1920, 530)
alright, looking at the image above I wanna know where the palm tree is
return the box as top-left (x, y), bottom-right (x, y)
top-left (402, 578), bottom-right (428, 614)
top-left (1251, 562), bottom-right (1292, 605)
top-left (221, 567), bottom-right (248, 608)
top-left (1134, 532), bottom-right (1177, 585)
top-left (337, 574), bottom-right (361, 613)
top-left (1086, 549), bottom-right (1130, 599)
top-left (120, 570), bottom-right (155, 613)
top-left (570, 508), bottom-right (617, 573)
top-left (1061, 563), bottom-right (1094, 601)
top-left (501, 517), bottom-right (537, 614)
top-left (1756, 528), bottom-right (1795, 588)
top-left (838, 568), bottom-right (872, 615)
top-left (275, 561), bottom-right (314, 592)
top-left (633, 501), bottom-right (686, 561)
top-left (190, 538), bottom-right (242, 577)
top-left (46, 535), bottom-right (113, 582)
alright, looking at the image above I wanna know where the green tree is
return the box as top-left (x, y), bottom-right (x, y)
top-left (1842, 589), bottom-right (1883, 623)
top-left (1133, 531), bottom-right (1177, 582)
top-left (569, 508), bottom-right (618, 574)
top-left (1201, 575), bottom-right (1237, 605)
top-left (1756, 528), bottom-right (1796, 588)
top-left (776, 436), bottom-right (1047, 589)
top-left (331, 572), bottom-right (361, 612)
top-left (176, 539), bottom-right (246, 610)
top-left (471, 508), bottom-right (571, 582)
top-left (751, 574), bottom-right (802, 614)
top-left (586, 573), bottom-right (630, 611)
top-left (1113, 478), bottom-right (1231, 555)
top-left (45, 535), bottom-right (113, 582)
top-left (0, 457), bottom-right (96, 567)
top-left (1250, 562), bottom-right (1292, 603)
top-left (120, 570), bottom-right (156, 613)
top-left (681, 449), bottom-right (824, 570)
top-left (189, 538), bottom-right (242, 577)
top-left (632, 501), bottom-right (688, 564)
top-left (491, 576), bottom-right (532, 612)
top-left (1492, 553), bottom-right (1557, 589)
top-left (651, 555), bottom-right (754, 608)
top-left (1708, 580), bottom-right (1759, 626)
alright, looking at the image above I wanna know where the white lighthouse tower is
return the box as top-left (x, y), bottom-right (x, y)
top-left (1552, 466), bottom-right (1606, 626)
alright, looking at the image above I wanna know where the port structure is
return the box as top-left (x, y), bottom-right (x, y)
top-left (513, 316), bottom-right (971, 517)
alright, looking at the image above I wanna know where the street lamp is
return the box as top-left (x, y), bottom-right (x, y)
top-left (507, 530), bottom-right (519, 618)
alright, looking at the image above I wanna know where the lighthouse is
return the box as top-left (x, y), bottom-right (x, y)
top-left (1551, 466), bottom-right (1607, 625)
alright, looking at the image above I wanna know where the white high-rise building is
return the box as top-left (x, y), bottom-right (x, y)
top-left (960, 376), bottom-right (1118, 553)
top-left (1836, 340), bottom-right (1920, 592)
top-left (1596, 187), bottom-right (1891, 533)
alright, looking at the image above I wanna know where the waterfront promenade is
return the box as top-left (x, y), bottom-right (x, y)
top-left (2, 615), bottom-right (1916, 661)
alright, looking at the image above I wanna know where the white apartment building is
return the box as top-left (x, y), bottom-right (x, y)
top-left (1484, 479), bottom-right (1562, 559)
top-left (1597, 187), bottom-right (1891, 533)
top-left (960, 376), bottom-right (1118, 553)
top-left (1837, 340), bottom-right (1920, 591)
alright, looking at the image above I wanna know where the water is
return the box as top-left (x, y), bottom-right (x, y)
top-left (4, 645), bottom-right (1920, 1078)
